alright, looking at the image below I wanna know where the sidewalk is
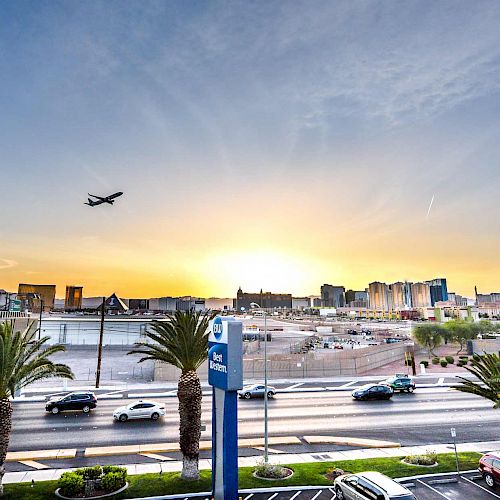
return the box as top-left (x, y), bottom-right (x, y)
top-left (5, 440), bottom-right (499, 485)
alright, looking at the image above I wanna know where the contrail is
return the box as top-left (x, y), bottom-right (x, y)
top-left (426, 194), bottom-right (435, 218)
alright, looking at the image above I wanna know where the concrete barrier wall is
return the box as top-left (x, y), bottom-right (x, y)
top-left (470, 339), bottom-right (500, 355)
top-left (154, 342), bottom-right (410, 382)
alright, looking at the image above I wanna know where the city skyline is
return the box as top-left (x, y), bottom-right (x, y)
top-left (1, 2), bottom-right (500, 298)
top-left (1, 274), bottom-right (494, 302)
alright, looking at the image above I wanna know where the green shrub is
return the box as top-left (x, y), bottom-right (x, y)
top-left (101, 471), bottom-right (127, 492)
top-left (440, 360), bottom-right (448, 367)
top-left (445, 356), bottom-right (454, 364)
top-left (254, 458), bottom-right (290, 479)
top-left (432, 357), bottom-right (440, 365)
top-left (405, 450), bottom-right (437, 466)
top-left (82, 465), bottom-right (102, 480)
top-left (58, 471), bottom-right (84, 497)
top-left (420, 360), bottom-right (429, 367)
top-left (102, 465), bottom-right (127, 476)
top-left (457, 360), bottom-right (466, 367)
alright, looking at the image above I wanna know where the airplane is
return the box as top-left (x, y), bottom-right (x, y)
top-left (84, 192), bottom-right (123, 207)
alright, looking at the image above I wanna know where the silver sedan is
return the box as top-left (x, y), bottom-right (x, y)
top-left (238, 384), bottom-right (276, 399)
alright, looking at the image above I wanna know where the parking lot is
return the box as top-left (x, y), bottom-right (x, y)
top-left (159, 472), bottom-right (500, 499)
top-left (400, 471), bottom-right (500, 499)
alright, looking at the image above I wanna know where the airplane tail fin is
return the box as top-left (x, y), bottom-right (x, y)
top-left (84, 198), bottom-right (94, 206)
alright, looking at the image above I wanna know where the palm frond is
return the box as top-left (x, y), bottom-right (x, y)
top-left (454, 353), bottom-right (500, 408)
top-left (0, 322), bottom-right (74, 398)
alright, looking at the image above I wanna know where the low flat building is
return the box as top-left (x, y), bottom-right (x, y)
top-left (234, 287), bottom-right (292, 311)
top-left (292, 297), bottom-right (310, 310)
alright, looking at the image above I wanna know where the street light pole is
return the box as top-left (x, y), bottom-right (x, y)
top-left (251, 302), bottom-right (269, 464)
top-left (95, 296), bottom-right (105, 389)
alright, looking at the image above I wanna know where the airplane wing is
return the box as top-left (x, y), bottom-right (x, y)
top-left (88, 193), bottom-right (106, 201)
top-left (84, 197), bottom-right (105, 206)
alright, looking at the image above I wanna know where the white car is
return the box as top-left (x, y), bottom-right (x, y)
top-left (113, 400), bottom-right (165, 422)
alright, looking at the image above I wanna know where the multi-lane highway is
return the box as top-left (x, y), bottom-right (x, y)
top-left (10, 388), bottom-right (499, 452)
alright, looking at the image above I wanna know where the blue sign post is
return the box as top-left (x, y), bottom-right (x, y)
top-left (208, 316), bottom-right (243, 500)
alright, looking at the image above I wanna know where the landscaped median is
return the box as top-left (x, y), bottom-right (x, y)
top-left (3, 452), bottom-right (481, 499)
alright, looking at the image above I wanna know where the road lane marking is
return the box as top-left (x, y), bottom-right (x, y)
top-left (253, 446), bottom-right (285, 454)
top-left (416, 479), bottom-right (449, 498)
top-left (98, 390), bottom-right (126, 397)
top-left (267, 494), bottom-right (278, 500)
top-left (461, 475), bottom-right (500, 498)
top-left (286, 383), bottom-right (305, 390)
top-left (18, 460), bottom-right (49, 470)
top-left (243, 495), bottom-right (253, 500)
top-left (338, 381), bottom-right (356, 388)
top-left (438, 377), bottom-right (445, 385)
top-left (310, 491), bottom-right (323, 500)
top-left (139, 452), bottom-right (174, 461)
top-left (290, 491), bottom-right (302, 500)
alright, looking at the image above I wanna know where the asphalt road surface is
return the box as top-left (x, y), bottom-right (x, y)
top-left (9, 387), bottom-right (499, 453)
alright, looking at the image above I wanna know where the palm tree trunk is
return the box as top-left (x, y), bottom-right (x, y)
top-left (178, 370), bottom-right (202, 480)
top-left (0, 398), bottom-right (13, 496)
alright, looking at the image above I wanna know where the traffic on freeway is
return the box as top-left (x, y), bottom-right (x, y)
top-left (9, 388), bottom-right (499, 454)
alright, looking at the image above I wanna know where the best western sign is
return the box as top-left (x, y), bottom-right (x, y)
top-left (208, 317), bottom-right (243, 391)
top-left (208, 316), bottom-right (243, 500)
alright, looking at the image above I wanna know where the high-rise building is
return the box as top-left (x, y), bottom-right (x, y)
top-left (411, 282), bottom-right (432, 308)
top-left (426, 278), bottom-right (448, 306)
top-left (389, 282), bottom-right (412, 309)
top-left (389, 282), bottom-right (405, 309)
top-left (17, 283), bottom-right (56, 312)
top-left (345, 290), bottom-right (368, 307)
top-left (320, 284), bottom-right (345, 308)
top-left (368, 282), bottom-right (389, 310)
top-left (65, 286), bottom-right (83, 311)
top-left (235, 287), bottom-right (292, 311)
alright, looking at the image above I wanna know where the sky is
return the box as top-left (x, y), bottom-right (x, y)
top-left (1, 0), bottom-right (500, 298)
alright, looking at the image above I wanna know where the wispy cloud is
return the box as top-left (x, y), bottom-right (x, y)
top-left (0, 259), bottom-right (17, 270)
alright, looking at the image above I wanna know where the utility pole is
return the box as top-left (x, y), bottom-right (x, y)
top-left (38, 298), bottom-right (44, 340)
top-left (95, 296), bottom-right (105, 388)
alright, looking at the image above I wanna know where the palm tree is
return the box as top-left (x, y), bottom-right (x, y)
top-left (454, 352), bottom-right (500, 408)
top-left (129, 310), bottom-right (215, 480)
top-left (0, 321), bottom-right (74, 495)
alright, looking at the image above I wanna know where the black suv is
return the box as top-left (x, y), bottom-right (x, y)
top-left (352, 384), bottom-right (393, 401)
top-left (46, 392), bottom-right (97, 414)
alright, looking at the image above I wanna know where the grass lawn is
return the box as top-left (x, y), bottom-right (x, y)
top-left (3, 452), bottom-right (481, 499)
